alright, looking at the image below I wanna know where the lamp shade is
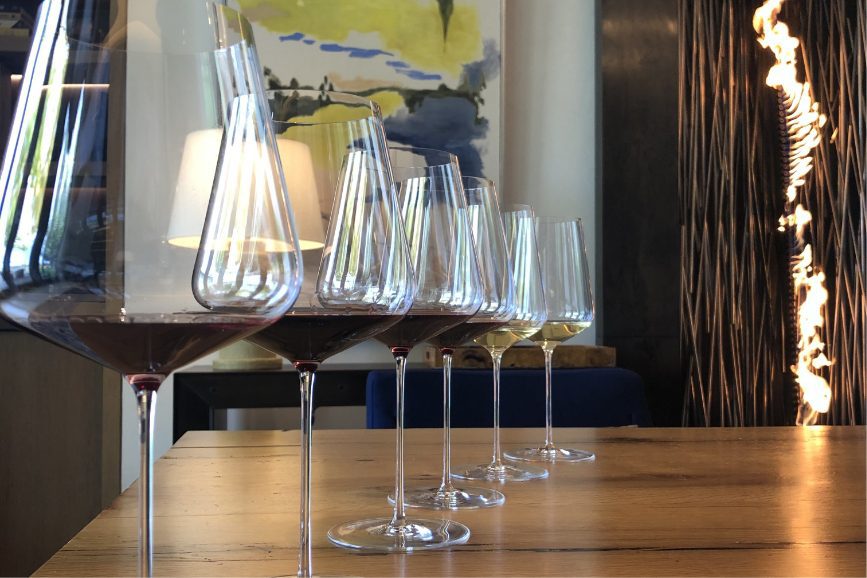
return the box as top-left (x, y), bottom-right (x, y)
top-left (168, 129), bottom-right (324, 251)
top-left (167, 128), bottom-right (221, 249)
top-left (275, 138), bottom-right (324, 250)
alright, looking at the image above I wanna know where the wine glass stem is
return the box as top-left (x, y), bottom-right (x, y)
top-left (390, 354), bottom-right (408, 527)
top-left (543, 347), bottom-right (556, 451)
top-left (130, 375), bottom-right (163, 578)
top-left (491, 351), bottom-right (504, 468)
top-left (297, 368), bottom-right (316, 578)
top-left (440, 350), bottom-right (454, 492)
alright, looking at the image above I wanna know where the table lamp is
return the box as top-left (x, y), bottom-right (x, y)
top-left (167, 129), bottom-right (324, 251)
top-left (167, 128), bottom-right (324, 369)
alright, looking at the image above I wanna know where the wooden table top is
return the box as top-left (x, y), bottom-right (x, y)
top-left (37, 427), bottom-right (866, 577)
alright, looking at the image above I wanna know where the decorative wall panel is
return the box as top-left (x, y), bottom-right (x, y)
top-left (679, 0), bottom-right (865, 425)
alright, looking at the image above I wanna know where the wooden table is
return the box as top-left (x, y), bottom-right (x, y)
top-left (37, 427), bottom-right (866, 577)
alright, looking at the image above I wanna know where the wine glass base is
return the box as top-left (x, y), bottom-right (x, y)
top-left (389, 485), bottom-right (505, 510)
top-left (504, 447), bottom-right (596, 463)
top-left (451, 462), bottom-right (548, 482)
top-left (327, 517), bottom-right (470, 552)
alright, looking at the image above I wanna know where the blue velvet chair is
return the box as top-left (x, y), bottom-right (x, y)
top-left (365, 367), bottom-right (652, 428)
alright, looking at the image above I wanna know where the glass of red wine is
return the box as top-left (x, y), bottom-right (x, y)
top-left (453, 205), bottom-right (549, 482)
top-left (505, 217), bottom-right (596, 463)
top-left (246, 90), bottom-right (414, 577)
top-left (0, 2), bottom-right (303, 576)
top-left (399, 176), bottom-right (515, 509)
top-left (327, 146), bottom-right (483, 551)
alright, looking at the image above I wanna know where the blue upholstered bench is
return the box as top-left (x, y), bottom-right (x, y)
top-left (365, 368), bottom-right (652, 428)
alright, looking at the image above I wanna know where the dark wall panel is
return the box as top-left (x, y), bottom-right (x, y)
top-left (601, 0), bottom-right (681, 425)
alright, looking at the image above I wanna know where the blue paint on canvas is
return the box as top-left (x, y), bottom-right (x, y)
top-left (462, 40), bottom-right (499, 92)
top-left (319, 43), bottom-right (394, 59)
top-left (386, 60), bottom-right (411, 69)
top-left (302, 39), bottom-right (315, 45)
top-left (397, 69), bottom-right (443, 81)
top-left (279, 32), bottom-right (305, 41)
top-left (384, 97), bottom-right (487, 177)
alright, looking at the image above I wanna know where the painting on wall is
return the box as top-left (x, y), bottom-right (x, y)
top-left (232, 0), bottom-right (503, 182)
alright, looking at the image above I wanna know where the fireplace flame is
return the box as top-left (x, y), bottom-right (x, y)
top-left (754, 0), bottom-right (832, 425)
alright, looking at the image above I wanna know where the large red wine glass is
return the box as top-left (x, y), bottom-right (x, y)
top-left (246, 90), bottom-right (414, 577)
top-left (401, 176), bottom-right (516, 509)
top-left (327, 147), bottom-right (483, 551)
top-left (0, 3), bottom-right (303, 575)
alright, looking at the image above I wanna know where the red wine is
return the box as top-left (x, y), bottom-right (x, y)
top-left (248, 313), bottom-right (401, 364)
top-left (427, 320), bottom-right (508, 349)
top-left (374, 313), bottom-right (472, 351)
top-left (64, 316), bottom-right (266, 375)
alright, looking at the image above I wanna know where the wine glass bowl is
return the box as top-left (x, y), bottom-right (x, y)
top-left (249, 92), bottom-right (414, 364)
top-left (401, 176), bottom-right (515, 510)
top-left (327, 147), bottom-right (483, 551)
top-left (0, 2), bottom-right (302, 576)
top-left (245, 90), bottom-right (414, 577)
top-left (452, 204), bottom-right (549, 483)
top-left (505, 217), bottom-right (596, 463)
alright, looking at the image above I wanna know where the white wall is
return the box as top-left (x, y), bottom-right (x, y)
top-left (122, 0), bottom-right (599, 489)
top-left (502, 0), bottom-right (598, 345)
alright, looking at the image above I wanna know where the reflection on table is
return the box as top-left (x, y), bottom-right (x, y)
top-left (37, 426), bottom-right (866, 577)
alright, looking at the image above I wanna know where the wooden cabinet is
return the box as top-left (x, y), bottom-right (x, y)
top-left (0, 331), bottom-right (121, 576)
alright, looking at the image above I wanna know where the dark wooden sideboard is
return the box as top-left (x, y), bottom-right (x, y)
top-left (172, 364), bottom-right (394, 442)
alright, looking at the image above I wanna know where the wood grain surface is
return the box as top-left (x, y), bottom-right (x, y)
top-left (36, 427), bottom-right (866, 577)
top-left (0, 332), bottom-right (120, 576)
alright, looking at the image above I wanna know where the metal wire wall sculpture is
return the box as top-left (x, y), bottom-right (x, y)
top-left (793, 0), bottom-right (866, 425)
top-left (679, 0), bottom-right (865, 426)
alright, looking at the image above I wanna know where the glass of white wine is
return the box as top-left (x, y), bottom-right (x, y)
top-left (505, 217), bottom-right (596, 463)
top-left (452, 205), bottom-right (549, 482)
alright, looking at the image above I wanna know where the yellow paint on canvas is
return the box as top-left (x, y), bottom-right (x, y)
top-left (236, 0), bottom-right (483, 76)
top-left (368, 90), bottom-right (405, 116)
top-left (284, 91), bottom-right (404, 126)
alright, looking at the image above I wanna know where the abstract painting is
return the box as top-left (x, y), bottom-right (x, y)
top-left (232, 0), bottom-right (503, 182)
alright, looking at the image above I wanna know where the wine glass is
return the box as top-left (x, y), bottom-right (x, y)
top-left (0, 2), bottom-right (302, 576)
top-left (245, 90), bottom-right (414, 577)
top-left (505, 218), bottom-right (596, 463)
top-left (327, 146), bottom-right (483, 551)
top-left (453, 205), bottom-right (549, 482)
top-left (402, 176), bottom-right (515, 509)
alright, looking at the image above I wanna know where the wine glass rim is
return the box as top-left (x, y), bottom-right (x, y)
top-left (267, 89), bottom-right (382, 125)
top-left (503, 203), bottom-right (534, 215)
top-left (396, 175), bottom-right (462, 191)
top-left (60, 1), bottom-right (253, 56)
top-left (462, 175), bottom-right (496, 191)
top-left (535, 216), bottom-right (584, 225)
top-left (388, 145), bottom-right (459, 168)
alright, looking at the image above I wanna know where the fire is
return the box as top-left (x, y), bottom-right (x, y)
top-left (754, 0), bottom-right (832, 425)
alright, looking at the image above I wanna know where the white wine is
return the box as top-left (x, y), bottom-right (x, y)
top-left (528, 321), bottom-right (591, 346)
top-left (474, 323), bottom-right (542, 352)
